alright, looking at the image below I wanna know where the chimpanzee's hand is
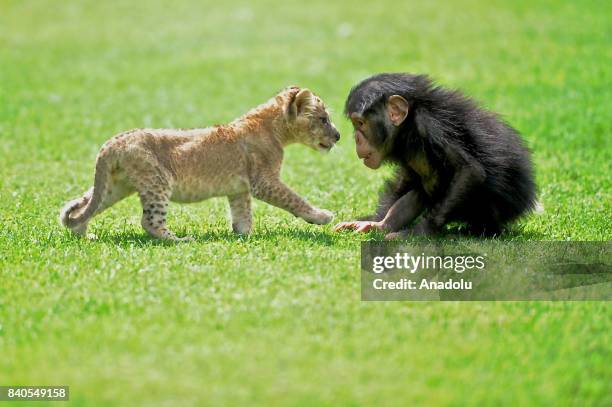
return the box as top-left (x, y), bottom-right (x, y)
top-left (333, 220), bottom-right (383, 233)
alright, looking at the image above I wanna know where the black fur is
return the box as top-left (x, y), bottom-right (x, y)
top-left (346, 73), bottom-right (536, 235)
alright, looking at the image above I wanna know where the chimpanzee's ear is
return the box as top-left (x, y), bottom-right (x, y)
top-left (386, 95), bottom-right (410, 126)
top-left (288, 88), bottom-right (314, 118)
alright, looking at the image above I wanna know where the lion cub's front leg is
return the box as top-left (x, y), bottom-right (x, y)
top-left (252, 179), bottom-right (333, 225)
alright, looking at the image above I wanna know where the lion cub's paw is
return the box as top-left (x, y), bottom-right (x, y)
top-left (305, 208), bottom-right (334, 225)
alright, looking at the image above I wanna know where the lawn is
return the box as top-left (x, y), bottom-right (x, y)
top-left (0, 0), bottom-right (610, 405)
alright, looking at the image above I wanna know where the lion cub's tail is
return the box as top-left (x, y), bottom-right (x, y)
top-left (60, 154), bottom-right (110, 230)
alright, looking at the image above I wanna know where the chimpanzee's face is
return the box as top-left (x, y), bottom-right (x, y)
top-left (350, 112), bottom-right (384, 169)
top-left (348, 95), bottom-right (410, 169)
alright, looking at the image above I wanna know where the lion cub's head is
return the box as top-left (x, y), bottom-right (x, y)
top-left (285, 87), bottom-right (340, 152)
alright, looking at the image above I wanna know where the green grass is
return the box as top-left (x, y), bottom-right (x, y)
top-left (1, 0), bottom-right (610, 405)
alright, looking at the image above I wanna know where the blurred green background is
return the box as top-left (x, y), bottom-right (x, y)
top-left (0, 0), bottom-right (610, 405)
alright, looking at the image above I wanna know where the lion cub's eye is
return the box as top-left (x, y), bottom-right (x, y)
top-left (320, 117), bottom-right (329, 125)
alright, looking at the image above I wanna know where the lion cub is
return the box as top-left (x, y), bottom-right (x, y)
top-left (60, 87), bottom-right (340, 240)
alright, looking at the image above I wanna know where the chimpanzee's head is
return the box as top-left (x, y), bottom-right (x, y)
top-left (345, 73), bottom-right (429, 168)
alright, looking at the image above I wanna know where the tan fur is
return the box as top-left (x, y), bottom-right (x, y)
top-left (60, 87), bottom-right (340, 240)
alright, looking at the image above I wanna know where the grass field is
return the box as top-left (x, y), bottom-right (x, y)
top-left (1, 0), bottom-right (611, 405)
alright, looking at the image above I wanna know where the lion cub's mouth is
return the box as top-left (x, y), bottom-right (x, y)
top-left (318, 142), bottom-right (334, 151)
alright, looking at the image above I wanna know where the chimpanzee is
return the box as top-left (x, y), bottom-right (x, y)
top-left (333, 73), bottom-right (537, 238)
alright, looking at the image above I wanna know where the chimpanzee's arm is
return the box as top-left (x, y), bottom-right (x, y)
top-left (379, 190), bottom-right (426, 231)
top-left (334, 169), bottom-right (418, 233)
top-left (359, 167), bottom-right (415, 221)
top-left (334, 189), bottom-right (424, 233)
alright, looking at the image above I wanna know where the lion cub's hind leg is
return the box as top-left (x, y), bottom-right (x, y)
top-left (124, 159), bottom-right (191, 242)
top-left (139, 192), bottom-right (192, 241)
top-left (228, 192), bottom-right (252, 235)
top-left (136, 183), bottom-right (193, 242)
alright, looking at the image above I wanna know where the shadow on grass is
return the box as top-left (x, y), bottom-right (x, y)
top-left (498, 227), bottom-right (545, 240)
top-left (82, 222), bottom-right (543, 247)
top-left (442, 224), bottom-right (546, 241)
top-left (94, 227), bottom-right (341, 247)
top-left (358, 223), bottom-right (546, 243)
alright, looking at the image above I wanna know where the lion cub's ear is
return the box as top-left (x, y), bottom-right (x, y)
top-left (288, 88), bottom-right (315, 118)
